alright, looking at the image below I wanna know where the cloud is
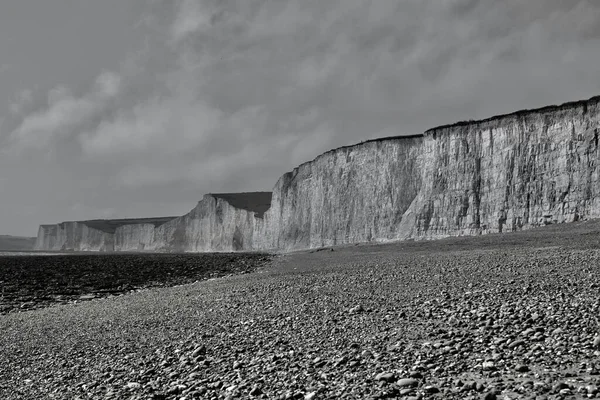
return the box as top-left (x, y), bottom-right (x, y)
top-left (115, 133), bottom-right (331, 191)
top-left (3, 0), bottom-right (600, 231)
top-left (170, 0), bottom-right (213, 43)
top-left (70, 202), bottom-right (117, 221)
top-left (7, 71), bottom-right (121, 151)
top-left (79, 95), bottom-right (222, 157)
top-left (10, 1), bottom-right (600, 161)
top-left (95, 71), bottom-right (122, 98)
top-left (9, 89), bottom-right (33, 115)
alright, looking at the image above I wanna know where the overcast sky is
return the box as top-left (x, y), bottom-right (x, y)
top-left (1, 0), bottom-right (600, 236)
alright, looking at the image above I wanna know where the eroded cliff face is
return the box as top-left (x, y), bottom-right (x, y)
top-left (35, 95), bottom-right (600, 252)
top-left (35, 226), bottom-right (59, 250)
top-left (35, 217), bottom-right (178, 251)
top-left (260, 136), bottom-right (423, 250)
top-left (407, 98), bottom-right (600, 239)
top-left (34, 222), bottom-right (113, 251)
top-left (264, 97), bottom-right (600, 248)
top-left (114, 224), bottom-right (156, 251)
top-left (149, 193), bottom-right (268, 252)
top-left (36, 194), bottom-right (271, 252)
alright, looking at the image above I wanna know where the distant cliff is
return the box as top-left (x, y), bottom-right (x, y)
top-left (35, 95), bottom-right (600, 252)
top-left (35, 217), bottom-right (178, 251)
top-left (138, 192), bottom-right (271, 252)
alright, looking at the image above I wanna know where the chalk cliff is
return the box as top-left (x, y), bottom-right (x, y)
top-left (35, 95), bottom-right (600, 252)
top-left (35, 217), bottom-right (177, 251)
top-left (259, 136), bottom-right (423, 250)
top-left (408, 99), bottom-right (600, 239)
top-left (147, 192), bottom-right (271, 252)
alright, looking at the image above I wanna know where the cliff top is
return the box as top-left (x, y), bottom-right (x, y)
top-left (425, 94), bottom-right (600, 134)
top-left (282, 94), bottom-right (600, 180)
top-left (77, 217), bottom-right (179, 234)
top-left (210, 192), bottom-right (272, 218)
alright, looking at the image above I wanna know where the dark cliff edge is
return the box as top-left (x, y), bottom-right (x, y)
top-left (271, 95), bottom-right (600, 182)
top-left (425, 95), bottom-right (600, 136)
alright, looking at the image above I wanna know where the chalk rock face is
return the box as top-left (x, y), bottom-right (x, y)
top-left (36, 193), bottom-right (272, 252)
top-left (35, 217), bottom-right (178, 251)
top-left (408, 99), bottom-right (600, 239)
top-left (114, 224), bottom-right (157, 251)
top-left (261, 97), bottom-right (600, 248)
top-left (34, 95), bottom-right (600, 252)
top-left (34, 222), bottom-right (113, 251)
top-left (35, 225), bottom-right (60, 250)
top-left (149, 193), bottom-right (271, 252)
top-left (260, 136), bottom-right (423, 250)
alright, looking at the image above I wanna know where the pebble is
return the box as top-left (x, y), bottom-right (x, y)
top-left (334, 356), bottom-right (348, 366)
top-left (397, 378), bottom-right (419, 388)
top-left (552, 328), bottom-right (563, 336)
top-left (559, 388), bottom-right (572, 395)
top-left (374, 372), bottom-right (395, 383)
top-left (409, 371), bottom-right (422, 379)
top-left (349, 305), bottom-right (364, 313)
top-left (191, 345), bottom-right (206, 358)
top-left (125, 382), bottom-right (141, 390)
top-left (508, 339), bottom-right (525, 349)
top-left (482, 391), bottom-right (497, 400)
top-left (515, 364), bottom-right (529, 372)
top-left (483, 361), bottom-right (496, 371)
top-left (424, 385), bottom-right (439, 393)
top-left (249, 385), bottom-right (262, 396)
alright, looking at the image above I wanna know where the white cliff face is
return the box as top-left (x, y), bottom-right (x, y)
top-left (114, 224), bottom-right (156, 251)
top-left (35, 226), bottom-right (59, 250)
top-left (408, 98), bottom-right (600, 239)
top-left (260, 136), bottom-right (423, 250)
top-left (34, 218), bottom-right (177, 252)
top-left (35, 96), bottom-right (600, 252)
top-left (150, 195), bottom-right (265, 252)
top-left (265, 97), bottom-right (600, 246)
top-left (34, 222), bottom-right (113, 251)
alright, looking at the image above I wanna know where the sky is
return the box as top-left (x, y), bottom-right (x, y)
top-left (1, 0), bottom-right (600, 236)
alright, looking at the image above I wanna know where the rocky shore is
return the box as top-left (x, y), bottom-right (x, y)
top-left (2, 221), bottom-right (600, 399)
top-left (0, 253), bottom-right (272, 315)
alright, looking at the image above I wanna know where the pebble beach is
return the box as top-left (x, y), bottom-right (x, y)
top-left (1, 222), bottom-right (600, 399)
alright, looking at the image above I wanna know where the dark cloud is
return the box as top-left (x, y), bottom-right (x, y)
top-left (449, 0), bottom-right (482, 17)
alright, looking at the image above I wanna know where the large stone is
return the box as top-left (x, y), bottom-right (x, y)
top-left (397, 378), bottom-right (419, 388)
